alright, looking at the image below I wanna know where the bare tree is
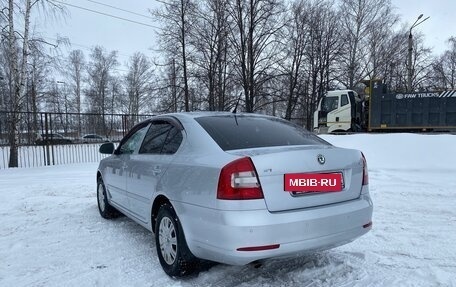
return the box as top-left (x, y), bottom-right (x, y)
top-left (191, 0), bottom-right (233, 111)
top-left (85, 46), bottom-right (119, 134)
top-left (338, 0), bottom-right (395, 89)
top-left (302, 0), bottom-right (342, 129)
top-left (5, 0), bottom-right (32, 167)
top-left (86, 46), bottom-right (119, 114)
top-left (63, 49), bottom-right (85, 136)
top-left (378, 31), bottom-right (407, 91)
top-left (365, 5), bottom-right (400, 80)
top-left (124, 52), bottom-right (155, 115)
top-left (277, 0), bottom-right (341, 129)
top-left (408, 33), bottom-right (433, 90)
top-left (227, 0), bottom-right (285, 112)
top-left (153, 57), bottom-right (182, 113)
top-left (67, 50), bottom-right (85, 115)
top-left (278, 0), bottom-right (309, 120)
top-left (431, 37), bottom-right (456, 90)
top-left (153, 0), bottom-right (195, 112)
top-left (2, 0), bottom-right (63, 167)
top-left (24, 42), bottom-right (54, 143)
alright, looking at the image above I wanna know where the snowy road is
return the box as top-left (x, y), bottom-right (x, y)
top-left (1, 134), bottom-right (455, 286)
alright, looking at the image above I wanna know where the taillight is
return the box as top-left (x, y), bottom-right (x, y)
top-left (361, 152), bottom-right (368, 185)
top-left (217, 157), bottom-right (264, 200)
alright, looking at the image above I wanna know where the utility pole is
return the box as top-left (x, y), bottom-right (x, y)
top-left (407, 14), bottom-right (429, 92)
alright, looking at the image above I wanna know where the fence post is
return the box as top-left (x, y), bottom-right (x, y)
top-left (122, 114), bottom-right (128, 137)
top-left (50, 114), bottom-right (55, 165)
top-left (44, 113), bottom-right (51, 166)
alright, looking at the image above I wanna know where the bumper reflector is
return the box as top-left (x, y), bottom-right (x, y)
top-left (237, 244), bottom-right (280, 252)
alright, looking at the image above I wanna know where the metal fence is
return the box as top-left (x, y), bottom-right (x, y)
top-left (0, 143), bottom-right (110, 168)
top-left (0, 111), bottom-right (153, 168)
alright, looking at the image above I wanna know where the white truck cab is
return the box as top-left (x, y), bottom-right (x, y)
top-left (313, 90), bottom-right (363, 133)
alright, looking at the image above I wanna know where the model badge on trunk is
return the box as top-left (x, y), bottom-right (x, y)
top-left (317, 154), bottom-right (325, 165)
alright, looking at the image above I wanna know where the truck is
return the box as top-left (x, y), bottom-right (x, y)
top-left (313, 79), bottom-right (456, 133)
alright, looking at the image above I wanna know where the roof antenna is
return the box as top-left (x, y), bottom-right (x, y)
top-left (232, 93), bottom-right (242, 114)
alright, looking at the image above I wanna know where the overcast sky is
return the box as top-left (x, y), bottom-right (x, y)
top-left (37, 0), bottom-right (456, 66)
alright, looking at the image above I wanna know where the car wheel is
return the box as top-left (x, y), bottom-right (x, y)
top-left (155, 203), bottom-right (197, 277)
top-left (97, 178), bottom-right (121, 219)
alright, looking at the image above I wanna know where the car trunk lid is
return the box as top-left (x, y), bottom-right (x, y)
top-left (228, 145), bottom-right (364, 212)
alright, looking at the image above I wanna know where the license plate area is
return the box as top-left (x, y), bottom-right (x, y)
top-left (284, 172), bottom-right (344, 194)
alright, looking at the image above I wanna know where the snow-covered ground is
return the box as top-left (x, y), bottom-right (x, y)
top-left (0, 134), bottom-right (455, 287)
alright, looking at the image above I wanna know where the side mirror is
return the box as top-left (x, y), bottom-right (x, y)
top-left (99, 142), bottom-right (115, 154)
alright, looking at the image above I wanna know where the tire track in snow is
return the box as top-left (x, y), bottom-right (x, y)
top-left (184, 251), bottom-right (370, 287)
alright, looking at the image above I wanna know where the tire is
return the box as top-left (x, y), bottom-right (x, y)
top-left (155, 203), bottom-right (198, 277)
top-left (97, 178), bottom-right (121, 219)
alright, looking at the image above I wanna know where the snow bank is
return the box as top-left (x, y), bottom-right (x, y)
top-left (322, 133), bottom-right (456, 170)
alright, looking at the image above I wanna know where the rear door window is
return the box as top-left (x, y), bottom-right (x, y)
top-left (195, 115), bottom-right (329, 151)
top-left (139, 121), bottom-right (183, 154)
top-left (161, 127), bottom-right (183, 154)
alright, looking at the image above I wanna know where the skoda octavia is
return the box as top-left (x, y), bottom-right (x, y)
top-left (96, 112), bottom-right (373, 276)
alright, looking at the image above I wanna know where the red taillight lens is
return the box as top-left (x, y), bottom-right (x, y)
top-left (217, 157), bottom-right (264, 200)
top-left (361, 152), bottom-right (368, 185)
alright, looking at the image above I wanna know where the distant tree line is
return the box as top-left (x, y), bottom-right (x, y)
top-left (1, 0), bottom-right (456, 167)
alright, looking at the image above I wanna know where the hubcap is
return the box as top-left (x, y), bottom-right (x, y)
top-left (98, 184), bottom-right (105, 212)
top-left (158, 217), bottom-right (177, 265)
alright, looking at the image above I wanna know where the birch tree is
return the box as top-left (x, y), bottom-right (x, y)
top-left (5, 0), bottom-right (32, 167)
top-left (2, 0), bottom-right (63, 167)
top-left (67, 50), bottom-right (85, 115)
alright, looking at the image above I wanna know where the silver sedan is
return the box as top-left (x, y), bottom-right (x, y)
top-left (96, 112), bottom-right (373, 277)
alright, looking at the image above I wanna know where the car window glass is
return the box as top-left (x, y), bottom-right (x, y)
top-left (119, 126), bottom-right (148, 154)
top-left (161, 126), bottom-right (183, 154)
top-left (196, 115), bottom-right (329, 151)
top-left (321, 96), bottom-right (339, 112)
top-left (140, 123), bottom-right (172, 154)
top-left (341, 94), bottom-right (349, 106)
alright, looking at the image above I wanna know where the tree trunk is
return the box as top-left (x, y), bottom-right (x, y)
top-left (7, 0), bottom-right (17, 167)
top-left (246, 0), bottom-right (255, 112)
top-left (181, 0), bottom-right (190, 112)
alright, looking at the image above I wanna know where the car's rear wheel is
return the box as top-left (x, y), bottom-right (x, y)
top-left (97, 178), bottom-right (121, 219)
top-left (155, 203), bottom-right (197, 277)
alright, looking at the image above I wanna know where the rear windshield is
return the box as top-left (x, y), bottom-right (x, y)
top-left (195, 115), bottom-right (329, 151)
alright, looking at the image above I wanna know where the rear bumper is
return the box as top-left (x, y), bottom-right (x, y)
top-left (173, 192), bottom-right (373, 265)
